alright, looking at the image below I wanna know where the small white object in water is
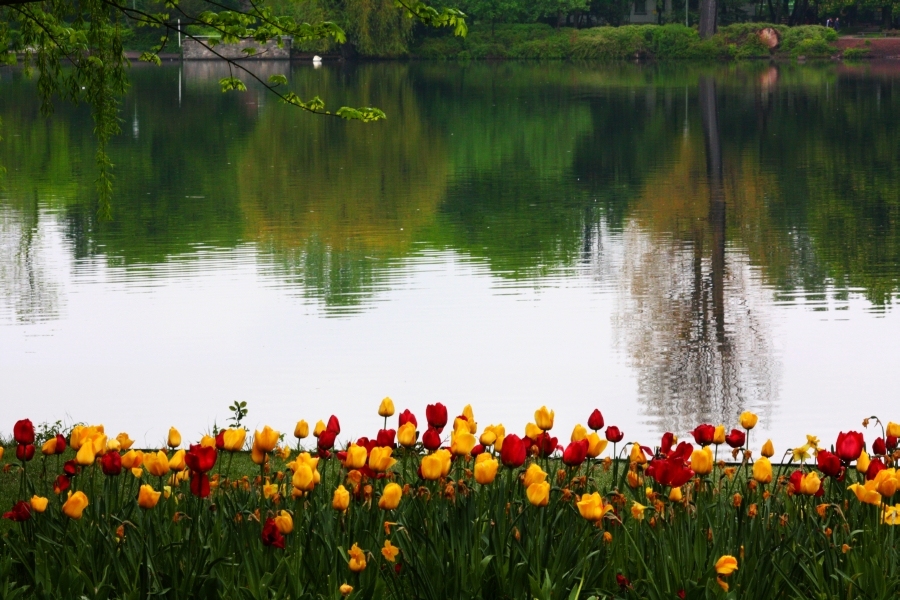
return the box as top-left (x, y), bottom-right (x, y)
top-left (312, 55), bottom-right (322, 63)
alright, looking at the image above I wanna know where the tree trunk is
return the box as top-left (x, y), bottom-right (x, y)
top-left (698, 0), bottom-right (717, 38)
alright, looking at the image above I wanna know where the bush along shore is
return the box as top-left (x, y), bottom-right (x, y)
top-left (2, 404), bottom-right (900, 599)
top-left (411, 23), bottom-right (840, 60)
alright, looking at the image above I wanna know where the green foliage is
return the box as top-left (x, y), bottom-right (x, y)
top-left (843, 46), bottom-right (871, 57)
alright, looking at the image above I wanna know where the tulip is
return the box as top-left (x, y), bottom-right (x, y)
top-left (631, 501), bottom-right (647, 520)
top-left (165, 427), bottom-right (180, 449)
top-left (168, 449), bottom-right (186, 471)
top-left (262, 518), bottom-right (285, 549)
top-left (887, 422), bottom-right (900, 438)
top-left (397, 422), bottom-right (418, 448)
top-left (398, 409), bottom-right (418, 428)
top-left (816, 450), bottom-right (842, 478)
top-left (874, 469), bottom-right (899, 498)
top-left (317, 430), bottom-right (337, 452)
top-left (799, 472), bottom-right (823, 496)
top-left (378, 397), bottom-right (395, 418)
top-left (474, 454), bottom-right (499, 484)
top-left (571, 424), bottom-right (588, 443)
top-left (435, 449), bottom-right (452, 476)
top-left (421, 427), bottom-right (442, 451)
top-left (587, 409), bottom-right (604, 431)
top-left (62, 491), bottom-right (89, 519)
top-left (605, 426), bottom-right (624, 443)
top-left (479, 427), bottom-right (498, 447)
top-left (460, 405), bottom-right (477, 433)
top-left (254, 426), bottom-right (280, 453)
top-left (382, 540), bottom-right (400, 562)
top-left (292, 464), bottom-right (316, 492)
top-left (534, 406), bottom-right (554, 431)
top-left (274, 510), bottom-right (293, 535)
top-left (835, 431), bottom-right (865, 463)
top-left (3, 501), bottom-right (31, 522)
top-left (340, 584), bottom-right (354, 596)
top-left (101, 451), bottom-right (123, 476)
top-left (715, 556), bottom-right (738, 576)
top-left (313, 420), bottom-right (327, 437)
top-left (690, 447), bottom-right (714, 476)
top-left (324, 415), bottom-right (340, 435)
top-left (348, 543), bottom-right (367, 572)
top-left (116, 433), bottom-right (134, 451)
top-left (873, 437), bottom-right (887, 456)
top-left (740, 412), bottom-right (758, 430)
top-left (562, 439), bottom-right (589, 466)
top-left (669, 487), bottom-right (683, 502)
top-left (292, 420), bottom-right (309, 440)
top-left (41, 437), bottom-right (58, 455)
top-left (524, 422), bottom-right (544, 441)
top-left (421, 454), bottom-right (443, 480)
top-left (586, 433), bottom-right (608, 458)
top-left (344, 445), bottom-right (368, 469)
top-left (369, 447), bottom-right (397, 472)
top-left (121, 449), bottom-right (144, 469)
top-left (713, 425), bottom-right (726, 445)
top-left (629, 443), bottom-right (647, 465)
top-left (884, 504), bottom-right (900, 526)
top-left (13, 419), bottom-right (35, 446)
top-left (425, 403), bottom-right (448, 431)
top-left (647, 456), bottom-right (694, 487)
top-left (691, 424), bottom-right (716, 446)
top-left (626, 471), bottom-right (642, 488)
top-left (378, 483), bottom-right (402, 510)
top-left (333, 485), bottom-right (350, 511)
top-left (849, 481), bottom-right (882, 505)
top-left (500, 434), bottom-right (527, 468)
top-left (577, 492), bottom-right (613, 521)
top-left (76, 441), bottom-right (96, 466)
top-left (761, 439), bottom-right (774, 458)
top-left (526, 481), bottom-right (550, 507)
top-left (137, 484), bottom-right (161, 509)
top-left (752, 457), bottom-right (773, 484)
top-left (28, 495), bottom-right (48, 513)
top-left (197, 435), bottom-right (215, 449)
top-left (222, 428), bottom-right (246, 452)
top-left (856, 450), bottom-right (871, 473)
top-left (144, 450), bottom-right (170, 477)
top-left (523, 463), bottom-right (547, 488)
top-left (450, 427), bottom-right (476, 457)
top-left (725, 429), bottom-right (746, 449)
top-left (867, 458), bottom-right (887, 481)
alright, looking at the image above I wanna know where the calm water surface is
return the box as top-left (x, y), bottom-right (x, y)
top-left (2, 61), bottom-right (899, 447)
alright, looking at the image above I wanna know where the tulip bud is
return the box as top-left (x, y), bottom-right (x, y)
top-left (450, 428), bottom-right (476, 456)
top-left (739, 412), bottom-right (758, 430)
top-left (254, 426), bottom-right (280, 453)
top-left (313, 420), bottom-right (327, 437)
top-left (761, 439), bottom-right (774, 458)
top-left (690, 447), bottom-right (714, 475)
top-left (474, 454), bottom-right (499, 485)
top-left (587, 409), bottom-right (604, 431)
top-left (274, 510), bottom-right (293, 535)
top-left (348, 544), bottom-right (367, 572)
top-left (340, 584), bottom-right (353, 596)
top-left (223, 428), bottom-right (246, 452)
top-left (30, 495), bottom-right (49, 513)
top-left (523, 463), bottom-right (547, 488)
top-left (138, 485), bottom-right (161, 509)
top-left (167, 427), bottom-right (181, 449)
top-left (887, 422), bottom-right (900, 438)
top-left (571, 424), bottom-right (588, 443)
top-left (76, 442), bottom-right (97, 466)
top-left (586, 432), bottom-right (607, 458)
top-left (41, 437), bottom-right (58, 455)
top-left (526, 481), bottom-right (550, 507)
top-left (534, 406), bottom-right (554, 431)
top-left (629, 443), bottom-right (647, 465)
top-left (62, 491), bottom-right (89, 519)
top-left (479, 428), bottom-right (498, 447)
top-left (713, 425), bottom-right (726, 445)
top-left (378, 397), bottom-right (395, 418)
top-left (378, 483), bottom-right (403, 510)
top-left (294, 420), bottom-right (309, 440)
top-left (752, 457), bottom-right (772, 484)
top-left (397, 422), bottom-right (418, 448)
top-left (421, 454), bottom-right (443, 481)
top-left (669, 487), bottom-right (683, 502)
top-left (332, 485), bottom-right (350, 511)
top-left (168, 449), bottom-right (186, 471)
top-left (857, 450), bottom-right (871, 473)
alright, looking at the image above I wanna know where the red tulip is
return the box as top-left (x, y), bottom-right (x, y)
top-left (647, 456), bottom-right (694, 487)
top-left (725, 429), bottom-right (745, 449)
top-left (789, 470), bottom-right (824, 496)
top-left (13, 419), bottom-right (35, 446)
top-left (398, 409), bottom-right (417, 428)
top-left (54, 474), bottom-right (71, 494)
top-left (470, 444), bottom-right (486, 457)
top-left (659, 432), bottom-right (675, 456)
top-left (185, 445), bottom-right (217, 473)
top-left (215, 431), bottom-right (226, 451)
top-left (376, 429), bottom-right (396, 448)
top-left (835, 431), bottom-right (864, 463)
top-left (500, 434), bottom-right (526, 468)
top-left (326, 415), bottom-right (341, 435)
top-left (422, 428), bottom-right (442, 451)
top-left (587, 409), bottom-right (604, 431)
top-left (317, 430), bottom-right (337, 451)
top-left (100, 451), bottom-right (123, 476)
top-left (2, 501), bottom-right (32, 522)
top-left (425, 403), bottom-right (448, 431)
top-left (866, 458), bottom-right (886, 481)
top-left (535, 432), bottom-right (559, 458)
top-left (873, 437), bottom-right (887, 456)
top-left (670, 441), bottom-right (694, 462)
top-left (691, 424), bottom-right (716, 446)
top-left (191, 472), bottom-right (211, 498)
top-left (815, 450), bottom-right (842, 478)
top-left (53, 434), bottom-right (67, 455)
top-left (63, 460), bottom-right (78, 477)
top-left (605, 426), bottom-right (624, 443)
top-left (261, 517), bottom-right (285, 549)
top-left (356, 437), bottom-right (377, 453)
top-left (888, 436), bottom-right (899, 451)
top-left (562, 439), bottom-right (589, 466)
top-left (16, 444), bottom-right (35, 462)
top-left (616, 574), bottom-right (631, 590)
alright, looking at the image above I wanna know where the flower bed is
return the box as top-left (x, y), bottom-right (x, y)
top-left (1, 403), bottom-right (899, 599)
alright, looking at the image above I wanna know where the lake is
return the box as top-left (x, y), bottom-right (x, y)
top-left (1, 60), bottom-right (898, 450)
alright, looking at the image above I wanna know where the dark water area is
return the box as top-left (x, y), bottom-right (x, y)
top-left (1, 60), bottom-right (898, 447)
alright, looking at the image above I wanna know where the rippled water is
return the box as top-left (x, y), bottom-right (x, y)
top-left (1, 61), bottom-right (899, 447)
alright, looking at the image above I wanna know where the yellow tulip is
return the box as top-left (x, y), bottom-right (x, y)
top-left (131, 467), bottom-right (143, 478)
top-left (523, 463), bottom-right (547, 488)
top-left (713, 425), bottom-right (726, 445)
top-left (167, 427), bottom-right (181, 449)
top-left (381, 540), bottom-right (400, 562)
top-left (138, 484), bottom-right (161, 509)
top-left (435, 449), bottom-right (452, 476)
top-left (121, 449), bottom-right (144, 469)
top-left (479, 428), bottom-right (497, 447)
top-left (526, 481), bottom-right (550, 507)
top-left (629, 443), bottom-right (647, 465)
top-left (669, 487), bottom-right (683, 502)
top-left (62, 491), bottom-right (89, 519)
top-left (313, 420), bottom-right (327, 437)
top-left (740, 412), bottom-right (758, 430)
top-left (474, 454), bottom-right (499, 485)
top-left (799, 472), bottom-right (822, 496)
top-left (715, 555), bottom-right (738, 576)
top-left (631, 501), bottom-right (647, 520)
top-left (576, 492), bottom-right (613, 521)
top-left (251, 443), bottom-right (266, 465)
top-left (884, 504), bottom-right (900, 525)
top-left (849, 481), bottom-right (882, 505)
top-left (887, 422), bottom-right (900, 438)
top-left (691, 447), bottom-right (714, 475)
top-left (534, 406), bottom-right (554, 431)
top-left (293, 453), bottom-right (321, 483)
top-left (333, 485), bottom-right (350, 511)
top-left (761, 439), bottom-right (774, 458)
top-left (294, 420), bottom-right (309, 440)
top-left (344, 444), bottom-right (368, 469)
top-left (274, 510), bottom-right (293, 534)
top-left (200, 435), bottom-right (216, 448)
top-left (348, 543), bottom-right (367, 572)
top-left (450, 427), bottom-right (476, 456)
top-left (587, 433), bottom-right (608, 458)
top-left (462, 404), bottom-right (477, 433)
top-left (627, 471), bottom-right (643, 489)
top-left (874, 469), bottom-right (899, 498)
top-left (292, 464), bottom-right (316, 492)
top-left (571, 424), bottom-right (588, 443)
top-left (116, 433), bottom-right (134, 451)
top-left (378, 397), bottom-right (395, 418)
top-left (485, 424), bottom-right (505, 449)
top-left (223, 428), bottom-right (246, 452)
top-left (41, 437), bottom-right (58, 455)
top-left (398, 422), bottom-right (418, 447)
top-left (263, 483), bottom-right (279, 499)
top-left (76, 442), bottom-right (96, 466)
top-left (857, 450), bottom-right (871, 473)
top-left (752, 457), bottom-right (773, 484)
top-left (70, 425), bottom-right (86, 450)
top-left (106, 439), bottom-right (121, 452)
top-left (525, 422), bottom-right (544, 440)
top-left (369, 447), bottom-right (397, 472)
top-left (144, 450), bottom-right (170, 477)
top-left (254, 426), bottom-right (280, 453)
top-left (421, 454), bottom-right (443, 480)
top-left (340, 584), bottom-right (354, 596)
top-left (30, 495), bottom-right (49, 513)
top-left (378, 483), bottom-right (403, 510)
top-left (168, 449), bottom-right (186, 471)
